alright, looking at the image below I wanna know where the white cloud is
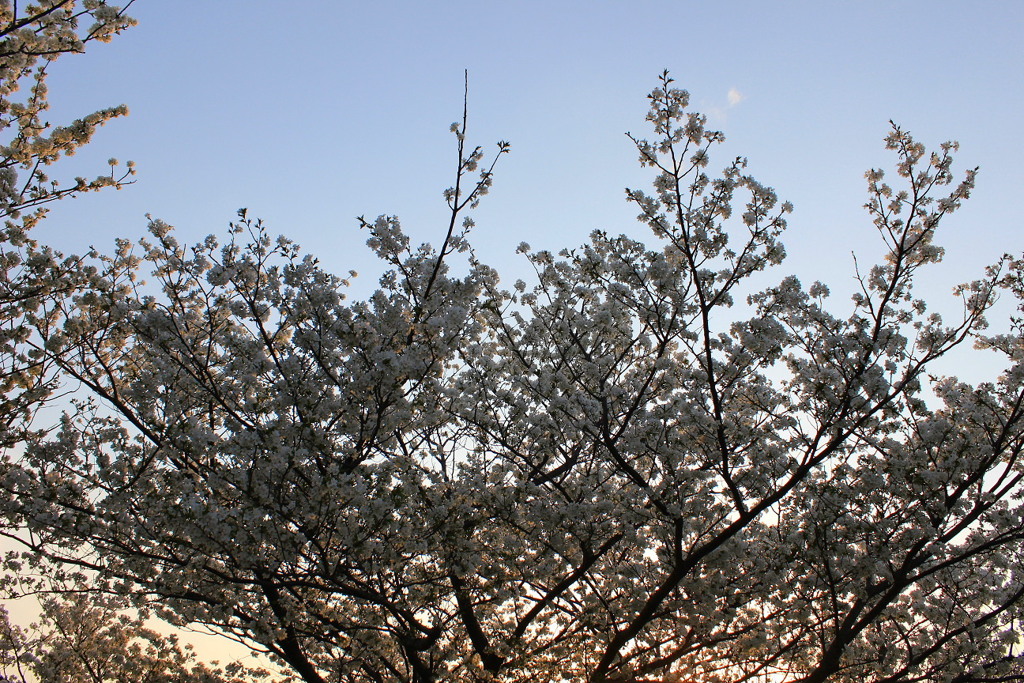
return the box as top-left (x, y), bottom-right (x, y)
top-left (727, 87), bottom-right (745, 107)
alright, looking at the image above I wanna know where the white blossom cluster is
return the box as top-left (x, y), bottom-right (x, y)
top-left (3, 66), bottom-right (1024, 683)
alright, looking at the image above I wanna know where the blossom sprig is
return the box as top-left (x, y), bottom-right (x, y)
top-left (0, 2), bottom-right (138, 232)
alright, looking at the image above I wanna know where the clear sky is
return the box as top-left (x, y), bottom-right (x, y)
top-left (36, 0), bottom-right (1024, 347)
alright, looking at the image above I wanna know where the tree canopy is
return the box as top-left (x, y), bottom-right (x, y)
top-left (1, 7), bottom-right (1024, 683)
top-left (0, 590), bottom-right (270, 683)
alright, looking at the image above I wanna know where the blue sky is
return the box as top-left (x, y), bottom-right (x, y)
top-left (37, 0), bottom-right (1024, 325)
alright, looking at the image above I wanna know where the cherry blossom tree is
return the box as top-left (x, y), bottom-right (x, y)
top-left (0, 588), bottom-right (276, 682)
top-left (4, 70), bottom-right (1024, 683)
top-left (0, 0), bottom-right (136, 449)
